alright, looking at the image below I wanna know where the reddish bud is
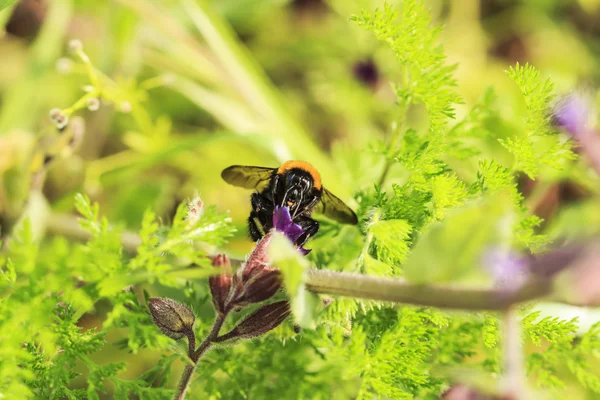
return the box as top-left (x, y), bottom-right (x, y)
top-left (149, 298), bottom-right (195, 340)
top-left (242, 233), bottom-right (272, 280)
top-left (238, 268), bottom-right (281, 306)
top-left (209, 254), bottom-right (232, 314)
top-left (214, 301), bottom-right (291, 342)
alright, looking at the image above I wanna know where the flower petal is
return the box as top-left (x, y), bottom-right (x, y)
top-left (273, 206), bottom-right (293, 231)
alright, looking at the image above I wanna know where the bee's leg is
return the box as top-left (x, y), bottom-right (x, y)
top-left (270, 174), bottom-right (280, 204)
top-left (299, 195), bottom-right (320, 218)
top-left (249, 193), bottom-right (274, 241)
top-left (248, 212), bottom-right (264, 242)
top-left (294, 217), bottom-right (319, 247)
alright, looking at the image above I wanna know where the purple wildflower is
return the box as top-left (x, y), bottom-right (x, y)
top-left (273, 206), bottom-right (311, 255)
top-left (554, 93), bottom-right (600, 175)
top-left (483, 247), bottom-right (529, 290)
top-left (553, 94), bottom-right (592, 138)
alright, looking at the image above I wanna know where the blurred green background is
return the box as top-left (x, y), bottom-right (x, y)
top-left (2, 0), bottom-right (600, 396)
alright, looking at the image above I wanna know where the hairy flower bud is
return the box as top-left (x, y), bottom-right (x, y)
top-left (210, 254), bottom-right (232, 314)
top-left (149, 298), bottom-right (195, 340)
top-left (238, 268), bottom-right (281, 305)
top-left (214, 301), bottom-right (290, 342)
top-left (242, 232), bottom-right (272, 281)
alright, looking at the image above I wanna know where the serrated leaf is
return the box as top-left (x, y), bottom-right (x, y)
top-left (370, 219), bottom-right (411, 267)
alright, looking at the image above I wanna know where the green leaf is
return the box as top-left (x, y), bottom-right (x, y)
top-left (352, 0), bottom-right (461, 134)
top-left (403, 194), bottom-right (512, 283)
top-left (268, 233), bottom-right (318, 329)
top-left (0, 0), bottom-right (17, 12)
top-left (504, 63), bottom-right (576, 178)
top-left (370, 219), bottom-right (412, 266)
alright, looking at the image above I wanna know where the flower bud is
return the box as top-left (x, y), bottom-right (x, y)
top-left (242, 232), bottom-right (272, 281)
top-left (69, 39), bottom-right (83, 53)
top-left (68, 39), bottom-right (83, 53)
top-left (214, 301), bottom-right (290, 342)
top-left (148, 297), bottom-right (195, 340)
top-left (210, 254), bottom-right (232, 314)
top-left (238, 268), bottom-right (281, 305)
top-left (86, 97), bottom-right (100, 111)
top-left (49, 108), bottom-right (69, 129)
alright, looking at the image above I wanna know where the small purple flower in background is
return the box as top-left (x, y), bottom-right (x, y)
top-left (273, 206), bottom-right (311, 255)
top-left (483, 247), bottom-right (529, 290)
top-left (553, 94), bottom-right (592, 138)
top-left (553, 92), bottom-right (600, 176)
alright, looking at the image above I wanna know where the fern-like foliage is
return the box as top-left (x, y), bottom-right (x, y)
top-left (351, 1), bottom-right (461, 134)
top-left (504, 63), bottom-right (577, 178)
top-left (0, 195), bottom-right (234, 398)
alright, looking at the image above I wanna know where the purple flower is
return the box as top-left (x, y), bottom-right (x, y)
top-left (273, 206), bottom-right (311, 255)
top-left (553, 94), bottom-right (592, 138)
top-left (483, 247), bottom-right (529, 290)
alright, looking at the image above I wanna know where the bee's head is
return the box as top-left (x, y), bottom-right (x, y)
top-left (281, 170), bottom-right (313, 213)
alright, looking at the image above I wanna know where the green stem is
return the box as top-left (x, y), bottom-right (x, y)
top-left (358, 209), bottom-right (380, 272)
top-left (377, 127), bottom-right (400, 187)
top-left (74, 48), bottom-right (100, 89)
top-left (305, 269), bottom-right (552, 310)
top-left (377, 80), bottom-right (410, 187)
top-left (175, 313), bottom-right (227, 400)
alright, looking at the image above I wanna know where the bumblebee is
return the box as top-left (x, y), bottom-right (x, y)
top-left (221, 160), bottom-right (357, 246)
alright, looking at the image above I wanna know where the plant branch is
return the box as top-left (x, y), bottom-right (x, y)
top-left (47, 212), bottom-right (558, 311)
top-left (305, 270), bottom-right (552, 310)
top-left (175, 312), bottom-right (227, 400)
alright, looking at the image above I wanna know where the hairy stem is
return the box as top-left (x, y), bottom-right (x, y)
top-left (305, 270), bottom-right (552, 310)
top-left (175, 312), bottom-right (227, 400)
top-left (47, 212), bottom-right (560, 310)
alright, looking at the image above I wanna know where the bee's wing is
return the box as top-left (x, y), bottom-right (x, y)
top-left (314, 188), bottom-right (358, 225)
top-left (221, 165), bottom-right (276, 191)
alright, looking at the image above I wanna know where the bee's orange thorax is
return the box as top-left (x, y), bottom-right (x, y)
top-left (277, 160), bottom-right (322, 190)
